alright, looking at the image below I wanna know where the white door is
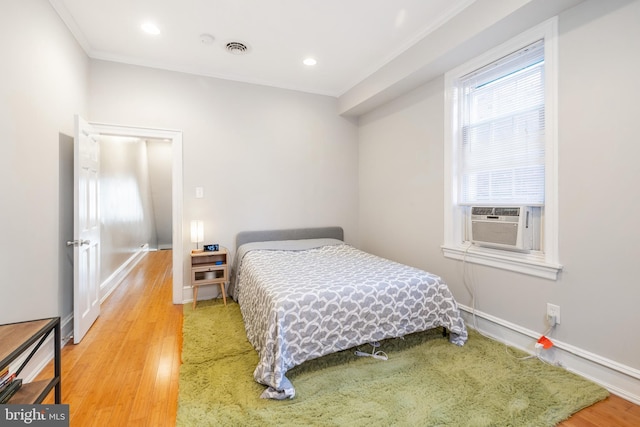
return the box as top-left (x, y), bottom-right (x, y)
top-left (71, 115), bottom-right (101, 343)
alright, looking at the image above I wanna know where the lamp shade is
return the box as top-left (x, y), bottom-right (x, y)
top-left (190, 220), bottom-right (204, 244)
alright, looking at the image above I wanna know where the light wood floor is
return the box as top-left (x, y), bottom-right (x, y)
top-left (38, 249), bottom-right (181, 426)
top-left (36, 249), bottom-right (639, 426)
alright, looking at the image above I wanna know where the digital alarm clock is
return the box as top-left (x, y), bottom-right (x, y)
top-left (203, 244), bottom-right (219, 252)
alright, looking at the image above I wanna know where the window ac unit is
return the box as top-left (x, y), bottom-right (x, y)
top-left (470, 206), bottom-right (533, 251)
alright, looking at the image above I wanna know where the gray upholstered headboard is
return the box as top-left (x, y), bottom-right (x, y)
top-left (235, 226), bottom-right (344, 250)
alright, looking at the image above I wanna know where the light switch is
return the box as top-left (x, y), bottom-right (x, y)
top-left (195, 187), bottom-right (204, 198)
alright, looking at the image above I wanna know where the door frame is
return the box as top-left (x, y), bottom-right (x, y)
top-left (90, 122), bottom-right (184, 303)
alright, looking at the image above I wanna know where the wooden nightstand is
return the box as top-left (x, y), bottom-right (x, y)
top-left (191, 248), bottom-right (228, 308)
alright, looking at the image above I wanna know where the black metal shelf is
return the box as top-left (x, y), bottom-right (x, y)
top-left (0, 317), bottom-right (61, 404)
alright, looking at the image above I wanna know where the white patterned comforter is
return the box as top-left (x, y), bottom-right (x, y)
top-left (232, 239), bottom-right (468, 399)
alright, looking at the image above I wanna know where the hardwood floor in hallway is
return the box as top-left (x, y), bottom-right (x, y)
top-left (38, 249), bottom-right (181, 426)
top-left (33, 248), bottom-right (640, 426)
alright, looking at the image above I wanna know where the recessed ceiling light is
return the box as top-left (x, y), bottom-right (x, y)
top-left (141, 22), bottom-right (161, 35)
top-left (303, 58), bottom-right (317, 66)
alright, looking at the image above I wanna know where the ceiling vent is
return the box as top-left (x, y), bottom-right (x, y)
top-left (225, 41), bottom-right (249, 55)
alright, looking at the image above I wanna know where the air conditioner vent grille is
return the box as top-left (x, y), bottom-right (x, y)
top-left (495, 207), bottom-right (520, 216)
top-left (471, 207), bottom-right (521, 216)
top-left (472, 207), bottom-right (494, 215)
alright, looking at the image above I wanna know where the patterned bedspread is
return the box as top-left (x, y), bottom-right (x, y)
top-left (232, 239), bottom-right (468, 399)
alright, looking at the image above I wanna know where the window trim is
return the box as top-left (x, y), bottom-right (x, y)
top-left (442, 17), bottom-right (562, 280)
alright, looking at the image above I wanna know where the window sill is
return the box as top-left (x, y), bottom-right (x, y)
top-left (441, 244), bottom-right (562, 280)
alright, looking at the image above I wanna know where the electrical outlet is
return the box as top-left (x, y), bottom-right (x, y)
top-left (547, 303), bottom-right (561, 325)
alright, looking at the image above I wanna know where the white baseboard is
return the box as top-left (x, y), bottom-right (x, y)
top-left (100, 244), bottom-right (150, 303)
top-left (459, 304), bottom-right (640, 405)
top-left (182, 285), bottom-right (192, 303)
top-left (183, 282), bottom-right (228, 305)
top-left (60, 313), bottom-right (73, 345)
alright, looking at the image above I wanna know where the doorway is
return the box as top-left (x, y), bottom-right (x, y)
top-left (90, 123), bottom-right (184, 304)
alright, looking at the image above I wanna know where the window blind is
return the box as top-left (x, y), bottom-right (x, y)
top-left (459, 39), bottom-right (545, 206)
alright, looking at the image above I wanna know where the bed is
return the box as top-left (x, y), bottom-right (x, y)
top-left (229, 226), bottom-right (468, 399)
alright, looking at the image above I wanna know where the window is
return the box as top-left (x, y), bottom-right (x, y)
top-left (443, 18), bottom-right (562, 280)
top-left (460, 40), bottom-right (545, 207)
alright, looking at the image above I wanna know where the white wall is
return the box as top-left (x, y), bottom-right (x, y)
top-left (0, 0), bottom-right (88, 326)
top-left (358, 0), bottom-right (640, 398)
top-left (100, 136), bottom-right (157, 281)
top-left (359, 80), bottom-right (445, 270)
top-left (146, 139), bottom-right (173, 249)
top-left (555, 0), bottom-right (640, 364)
top-left (87, 60), bottom-right (360, 288)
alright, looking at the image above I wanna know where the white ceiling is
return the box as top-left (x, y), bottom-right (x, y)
top-left (50, 0), bottom-right (475, 97)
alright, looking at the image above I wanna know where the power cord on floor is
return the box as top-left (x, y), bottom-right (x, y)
top-left (461, 241), bottom-right (559, 365)
top-left (354, 341), bottom-right (388, 361)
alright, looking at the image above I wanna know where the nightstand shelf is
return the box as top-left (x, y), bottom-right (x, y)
top-left (0, 317), bottom-right (61, 404)
top-left (191, 248), bottom-right (228, 308)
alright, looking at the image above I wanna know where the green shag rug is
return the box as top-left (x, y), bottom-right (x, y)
top-left (177, 300), bottom-right (608, 426)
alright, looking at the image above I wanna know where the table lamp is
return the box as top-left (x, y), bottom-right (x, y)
top-left (190, 220), bottom-right (204, 253)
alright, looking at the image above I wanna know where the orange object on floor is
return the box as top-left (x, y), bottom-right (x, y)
top-left (537, 335), bottom-right (554, 349)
